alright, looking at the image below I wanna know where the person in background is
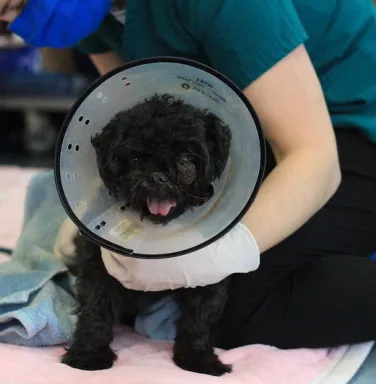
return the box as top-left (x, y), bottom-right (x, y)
top-left (2, 0), bottom-right (376, 351)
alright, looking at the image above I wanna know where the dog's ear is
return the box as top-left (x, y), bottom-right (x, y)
top-left (91, 132), bottom-right (104, 154)
top-left (191, 184), bottom-right (214, 207)
top-left (203, 112), bottom-right (232, 179)
top-left (91, 123), bottom-right (120, 195)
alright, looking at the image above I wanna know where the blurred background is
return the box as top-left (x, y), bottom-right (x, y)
top-left (0, 21), bottom-right (100, 169)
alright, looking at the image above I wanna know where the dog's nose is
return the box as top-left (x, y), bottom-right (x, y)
top-left (150, 172), bottom-right (168, 184)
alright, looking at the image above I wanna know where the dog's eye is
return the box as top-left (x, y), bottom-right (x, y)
top-left (177, 160), bottom-right (196, 185)
top-left (130, 157), bottom-right (139, 167)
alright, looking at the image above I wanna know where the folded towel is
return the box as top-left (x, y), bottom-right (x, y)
top-left (0, 171), bottom-right (76, 346)
top-left (0, 170), bottom-right (180, 346)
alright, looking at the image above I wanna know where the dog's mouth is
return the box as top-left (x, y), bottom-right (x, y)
top-left (146, 197), bottom-right (177, 216)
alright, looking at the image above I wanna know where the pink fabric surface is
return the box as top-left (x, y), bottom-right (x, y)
top-left (0, 166), bottom-right (39, 254)
top-left (0, 166), bottom-right (345, 384)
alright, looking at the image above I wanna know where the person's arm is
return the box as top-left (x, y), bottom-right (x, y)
top-left (89, 51), bottom-right (124, 76)
top-left (241, 44), bottom-right (340, 253)
top-left (179, 0), bottom-right (341, 254)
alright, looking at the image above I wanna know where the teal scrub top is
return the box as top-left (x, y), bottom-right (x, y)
top-left (76, 0), bottom-right (376, 143)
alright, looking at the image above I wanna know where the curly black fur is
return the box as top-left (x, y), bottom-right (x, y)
top-left (90, 93), bottom-right (231, 224)
top-left (61, 94), bottom-right (233, 376)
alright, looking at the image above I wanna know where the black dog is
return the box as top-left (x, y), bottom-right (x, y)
top-left (61, 94), bottom-right (233, 376)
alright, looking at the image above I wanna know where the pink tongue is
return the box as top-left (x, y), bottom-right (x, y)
top-left (147, 198), bottom-right (176, 216)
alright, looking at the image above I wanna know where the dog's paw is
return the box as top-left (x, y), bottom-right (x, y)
top-left (173, 349), bottom-right (232, 376)
top-left (61, 346), bottom-right (117, 371)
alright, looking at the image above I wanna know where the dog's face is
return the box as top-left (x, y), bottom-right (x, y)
top-left (91, 94), bottom-right (231, 224)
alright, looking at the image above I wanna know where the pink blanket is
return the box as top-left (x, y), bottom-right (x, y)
top-left (0, 166), bottom-right (346, 384)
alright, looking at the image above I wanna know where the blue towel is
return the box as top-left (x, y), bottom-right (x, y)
top-left (0, 170), bottom-right (179, 347)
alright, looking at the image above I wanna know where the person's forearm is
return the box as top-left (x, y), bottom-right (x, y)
top-left (89, 52), bottom-right (124, 76)
top-left (242, 148), bottom-right (341, 254)
top-left (239, 45), bottom-right (342, 254)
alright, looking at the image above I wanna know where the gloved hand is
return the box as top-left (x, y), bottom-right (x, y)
top-left (101, 222), bottom-right (260, 291)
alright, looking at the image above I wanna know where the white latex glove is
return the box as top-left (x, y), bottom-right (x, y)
top-left (101, 223), bottom-right (260, 292)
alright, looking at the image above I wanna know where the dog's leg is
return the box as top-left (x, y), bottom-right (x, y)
top-left (173, 279), bottom-right (232, 376)
top-left (61, 239), bottom-right (117, 371)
